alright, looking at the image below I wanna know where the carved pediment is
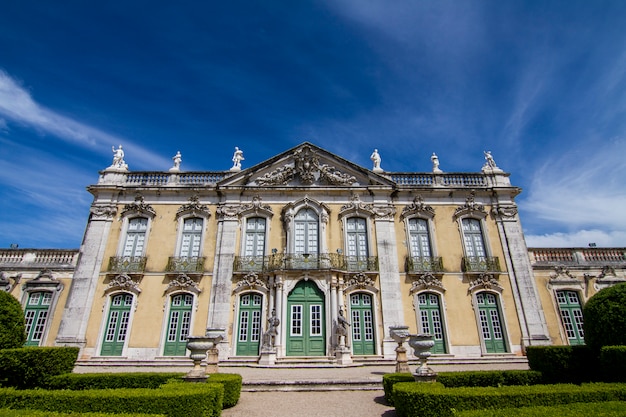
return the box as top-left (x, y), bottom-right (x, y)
top-left (105, 274), bottom-right (141, 295)
top-left (410, 272), bottom-right (445, 294)
top-left (468, 273), bottom-right (503, 294)
top-left (217, 143), bottom-right (395, 188)
top-left (121, 194), bottom-right (156, 218)
top-left (176, 195), bottom-right (210, 219)
top-left (233, 273), bottom-right (269, 293)
top-left (165, 273), bottom-right (201, 295)
top-left (454, 191), bottom-right (486, 219)
top-left (401, 195), bottom-right (435, 221)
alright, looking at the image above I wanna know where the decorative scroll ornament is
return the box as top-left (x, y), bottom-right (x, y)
top-left (410, 272), bottom-right (445, 294)
top-left (23, 269), bottom-right (63, 292)
top-left (121, 194), bottom-right (156, 218)
top-left (90, 204), bottom-right (118, 220)
top-left (166, 273), bottom-right (201, 295)
top-left (234, 273), bottom-right (268, 291)
top-left (598, 266), bottom-right (617, 279)
top-left (454, 191), bottom-right (486, 219)
top-left (176, 195), bottom-right (210, 219)
top-left (106, 273), bottom-right (141, 295)
top-left (344, 272), bottom-right (377, 291)
top-left (0, 272), bottom-right (21, 292)
top-left (373, 204), bottom-right (397, 220)
top-left (254, 145), bottom-right (357, 186)
top-left (468, 273), bottom-right (503, 294)
top-left (401, 195), bottom-right (435, 221)
top-left (281, 197), bottom-right (331, 225)
top-left (239, 195), bottom-right (273, 216)
top-left (549, 265), bottom-right (577, 281)
top-left (491, 205), bottom-right (518, 220)
top-left (339, 195), bottom-right (376, 218)
top-left (216, 203), bottom-right (241, 221)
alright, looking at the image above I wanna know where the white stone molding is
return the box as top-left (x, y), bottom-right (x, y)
top-left (547, 265), bottom-right (583, 290)
top-left (216, 203), bottom-right (241, 221)
top-left (490, 205), bottom-right (519, 222)
top-left (233, 272), bottom-right (269, 294)
top-left (90, 204), bottom-right (118, 221)
top-left (0, 272), bottom-right (21, 292)
top-left (165, 273), bottom-right (201, 295)
top-left (22, 269), bottom-right (63, 292)
top-left (592, 266), bottom-right (626, 291)
top-left (400, 195), bottom-right (435, 221)
top-left (409, 272), bottom-right (445, 295)
top-left (454, 191), bottom-right (487, 220)
top-left (343, 272), bottom-right (378, 293)
top-left (467, 273), bottom-right (504, 294)
top-left (237, 195), bottom-right (273, 218)
top-left (372, 204), bottom-right (397, 221)
top-left (105, 273), bottom-right (141, 296)
top-left (175, 195), bottom-right (210, 219)
top-left (282, 197), bottom-right (331, 254)
top-left (338, 194), bottom-right (376, 219)
top-left (120, 194), bottom-right (156, 218)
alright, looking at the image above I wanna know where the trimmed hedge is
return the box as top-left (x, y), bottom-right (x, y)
top-left (457, 401), bottom-right (626, 417)
top-left (583, 282), bottom-right (626, 353)
top-left (526, 345), bottom-right (598, 383)
top-left (0, 383), bottom-right (223, 417)
top-left (0, 291), bottom-right (26, 349)
top-left (392, 382), bottom-right (626, 417)
top-left (206, 373), bottom-right (242, 408)
top-left (0, 347), bottom-right (79, 389)
top-left (382, 370), bottom-right (542, 405)
top-left (45, 372), bottom-right (184, 390)
top-left (0, 410), bottom-right (164, 417)
top-left (600, 345), bottom-right (626, 382)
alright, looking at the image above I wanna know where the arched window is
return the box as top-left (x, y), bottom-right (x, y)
top-left (179, 218), bottom-right (203, 257)
top-left (409, 218), bottom-right (433, 259)
top-left (417, 292), bottom-right (447, 354)
top-left (245, 217), bottom-right (266, 257)
top-left (556, 290), bottom-right (584, 345)
top-left (101, 293), bottom-right (134, 356)
top-left (24, 291), bottom-right (52, 346)
top-left (475, 292), bottom-right (508, 353)
top-left (163, 293), bottom-right (194, 356)
top-left (462, 218), bottom-right (487, 259)
top-left (294, 208), bottom-right (319, 255)
top-left (123, 218), bottom-right (148, 257)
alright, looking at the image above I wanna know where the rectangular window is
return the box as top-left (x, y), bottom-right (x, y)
top-left (251, 311), bottom-right (261, 342)
top-left (291, 305), bottom-right (302, 336)
top-left (352, 310), bottom-right (361, 341)
top-left (310, 305), bottom-right (322, 336)
top-left (239, 311), bottom-right (249, 342)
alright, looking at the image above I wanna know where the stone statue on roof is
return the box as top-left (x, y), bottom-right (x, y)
top-left (231, 147), bottom-right (244, 171)
top-left (370, 149), bottom-right (383, 172)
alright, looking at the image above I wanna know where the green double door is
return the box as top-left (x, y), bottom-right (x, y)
top-left (350, 293), bottom-right (376, 355)
top-left (287, 280), bottom-right (325, 356)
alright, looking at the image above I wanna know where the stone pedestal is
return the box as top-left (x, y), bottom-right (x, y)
top-left (390, 325), bottom-right (411, 373)
top-left (258, 349), bottom-right (277, 366)
top-left (335, 346), bottom-right (353, 365)
top-left (206, 347), bottom-right (220, 374)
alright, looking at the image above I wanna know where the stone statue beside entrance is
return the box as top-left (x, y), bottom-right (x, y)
top-left (336, 308), bottom-right (351, 347)
top-left (262, 309), bottom-right (280, 350)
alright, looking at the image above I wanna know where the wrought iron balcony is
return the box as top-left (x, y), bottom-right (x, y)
top-left (166, 256), bottom-right (205, 274)
top-left (462, 256), bottom-right (501, 273)
top-left (108, 256), bottom-right (147, 273)
top-left (262, 253), bottom-right (379, 272)
top-left (344, 256), bottom-right (379, 272)
top-left (233, 256), bottom-right (268, 273)
top-left (406, 256), bottom-right (444, 273)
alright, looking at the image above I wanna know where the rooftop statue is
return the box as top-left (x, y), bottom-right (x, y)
top-left (170, 151), bottom-right (182, 172)
top-left (370, 149), bottom-right (383, 172)
top-left (431, 152), bottom-right (442, 173)
top-left (230, 147), bottom-right (244, 171)
top-left (482, 150), bottom-right (503, 172)
top-left (109, 145), bottom-right (128, 171)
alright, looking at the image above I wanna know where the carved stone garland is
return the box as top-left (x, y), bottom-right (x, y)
top-left (401, 195), bottom-right (435, 221)
top-left (0, 272), bottom-right (21, 292)
top-left (255, 145), bottom-right (356, 186)
top-left (343, 272), bottom-right (377, 291)
top-left (234, 273), bottom-right (269, 292)
top-left (454, 191), bottom-right (486, 219)
top-left (106, 273), bottom-right (141, 295)
top-left (176, 195), bottom-right (210, 219)
top-left (339, 195), bottom-right (376, 218)
top-left (121, 194), bottom-right (156, 218)
top-left (166, 273), bottom-right (201, 295)
top-left (467, 273), bottom-right (503, 294)
top-left (410, 272), bottom-right (445, 295)
top-left (90, 204), bottom-right (118, 220)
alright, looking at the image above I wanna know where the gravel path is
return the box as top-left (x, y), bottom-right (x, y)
top-left (222, 390), bottom-right (396, 417)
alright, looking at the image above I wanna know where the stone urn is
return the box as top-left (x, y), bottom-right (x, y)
top-left (408, 334), bottom-right (437, 382)
top-left (389, 326), bottom-right (411, 373)
top-left (184, 330), bottom-right (224, 381)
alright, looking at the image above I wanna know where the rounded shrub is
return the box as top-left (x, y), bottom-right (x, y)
top-left (583, 283), bottom-right (626, 352)
top-left (0, 290), bottom-right (26, 349)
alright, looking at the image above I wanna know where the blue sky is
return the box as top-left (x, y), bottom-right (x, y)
top-left (1, 1), bottom-right (625, 249)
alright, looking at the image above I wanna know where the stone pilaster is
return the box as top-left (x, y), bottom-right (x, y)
top-left (55, 203), bottom-right (116, 351)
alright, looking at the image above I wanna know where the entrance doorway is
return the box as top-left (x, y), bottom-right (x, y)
top-left (287, 280), bottom-right (326, 356)
top-left (350, 292), bottom-right (375, 355)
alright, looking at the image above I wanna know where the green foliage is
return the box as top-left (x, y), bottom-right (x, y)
top-left (437, 370), bottom-right (542, 388)
top-left (382, 373), bottom-right (414, 405)
top-left (206, 373), bottom-right (242, 408)
top-left (526, 345), bottom-right (598, 383)
top-left (456, 401), bottom-right (626, 417)
top-left (584, 283), bottom-right (626, 352)
top-left (0, 347), bottom-right (79, 389)
top-left (0, 291), bottom-right (26, 349)
top-left (600, 346), bottom-right (626, 382)
top-left (45, 372), bottom-right (184, 390)
top-left (392, 382), bottom-right (626, 417)
top-left (0, 383), bottom-right (224, 417)
top-left (382, 370), bottom-right (542, 405)
top-left (0, 409), bottom-right (165, 417)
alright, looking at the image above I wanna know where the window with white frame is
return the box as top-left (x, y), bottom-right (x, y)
top-left (24, 291), bottom-right (53, 346)
top-left (346, 217), bottom-right (368, 259)
top-left (244, 217), bottom-right (266, 257)
top-left (408, 218), bottom-right (432, 258)
top-left (461, 218), bottom-right (487, 259)
top-left (294, 208), bottom-right (318, 255)
top-left (123, 218), bottom-right (148, 257)
top-left (179, 217), bottom-right (203, 257)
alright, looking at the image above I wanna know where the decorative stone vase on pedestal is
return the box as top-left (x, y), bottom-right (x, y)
top-left (408, 334), bottom-right (437, 382)
top-left (389, 325), bottom-right (411, 373)
top-left (184, 329), bottom-right (224, 382)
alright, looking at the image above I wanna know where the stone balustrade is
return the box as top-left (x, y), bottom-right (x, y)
top-left (529, 248), bottom-right (626, 266)
top-left (0, 249), bottom-right (79, 270)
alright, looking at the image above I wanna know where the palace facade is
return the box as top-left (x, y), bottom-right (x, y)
top-left (2, 143), bottom-right (625, 366)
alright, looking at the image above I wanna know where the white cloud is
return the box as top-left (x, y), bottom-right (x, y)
top-left (526, 229), bottom-right (626, 248)
top-left (0, 69), bottom-right (171, 170)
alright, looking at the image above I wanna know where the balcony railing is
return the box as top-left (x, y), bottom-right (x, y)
top-left (233, 253), bottom-right (379, 272)
top-left (108, 256), bottom-right (147, 273)
top-left (529, 248), bottom-right (626, 266)
top-left (462, 256), bottom-right (500, 273)
top-left (0, 249), bottom-right (79, 270)
top-left (166, 256), bottom-right (205, 273)
top-left (406, 256), bottom-right (444, 273)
